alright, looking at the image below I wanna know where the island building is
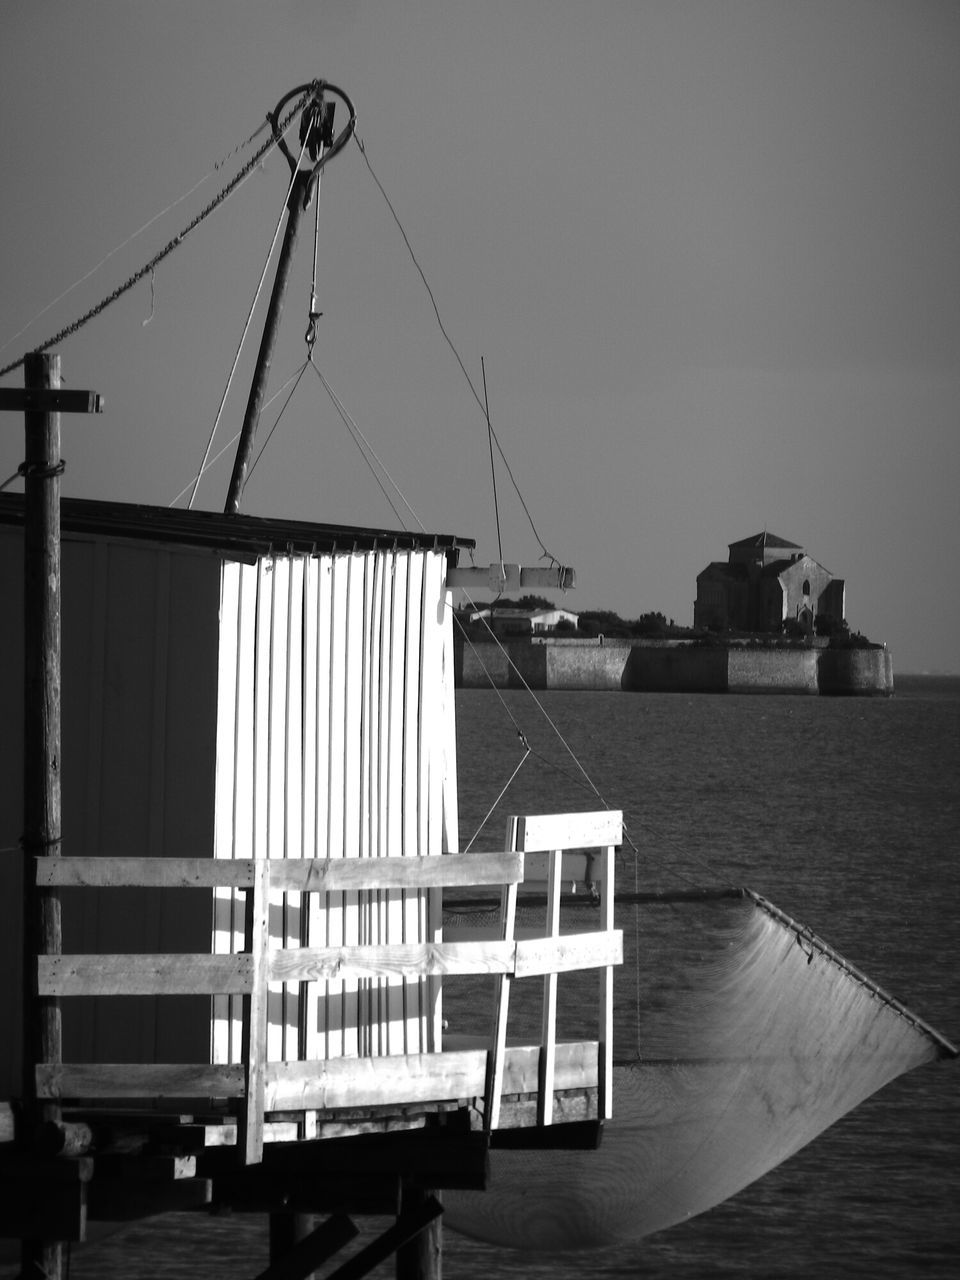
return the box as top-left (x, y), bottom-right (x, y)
top-left (468, 605), bottom-right (579, 635)
top-left (694, 532), bottom-right (845, 635)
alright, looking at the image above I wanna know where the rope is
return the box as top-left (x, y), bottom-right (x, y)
top-left (245, 359), bottom-right (310, 485)
top-left (186, 124), bottom-right (313, 509)
top-left (462, 743), bottom-right (532, 853)
top-left (459, 589), bottom-right (617, 804)
top-left (168, 361), bottom-right (308, 506)
top-left (0, 87), bottom-right (316, 381)
top-left (454, 598), bottom-right (733, 890)
top-left (354, 131), bottom-right (561, 567)
top-left (309, 359), bottom-right (426, 531)
top-left (0, 117), bottom-right (271, 365)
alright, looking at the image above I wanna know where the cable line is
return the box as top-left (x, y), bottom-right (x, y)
top-left (0, 86), bottom-right (317, 380)
top-left (354, 131), bottom-right (562, 568)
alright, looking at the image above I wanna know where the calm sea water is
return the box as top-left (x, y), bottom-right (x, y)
top-left (447, 675), bottom-right (960, 1279)
top-left (5, 677), bottom-right (957, 1278)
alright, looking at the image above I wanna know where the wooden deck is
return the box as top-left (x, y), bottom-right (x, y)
top-left (4, 811), bottom-right (622, 1252)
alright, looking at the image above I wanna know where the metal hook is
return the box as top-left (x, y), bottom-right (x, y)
top-left (305, 310), bottom-right (322, 352)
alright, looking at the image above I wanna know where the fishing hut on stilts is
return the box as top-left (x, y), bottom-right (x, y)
top-left (0, 81), bottom-right (622, 1279)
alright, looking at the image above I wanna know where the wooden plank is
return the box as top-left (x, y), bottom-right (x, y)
top-left (599, 843), bottom-right (615, 1120)
top-left (500, 1041), bottom-right (599, 1095)
top-left (322, 1196), bottom-right (442, 1280)
top-left (487, 817), bottom-right (519, 1132)
top-left (253, 1213), bottom-right (359, 1280)
top-left (539, 849), bottom-right (562, 1126)
top-left (37, 852), bottom-right (521, 892)
top-left (516, 810), bottom-right (622, 853)
top-left (197, 1121), bottom-right (299, 1152)
top-left (514, 930), bottom-right (623, 978)
top-left (445, 564), bottom-right (576, 592)
top-left (37, 856), bottom-right (258, 889)
top-left (0, 386), bottom-right (104, 414)
top-left (21, 350), bottom-right (65, 1280)
top-left (0, 1101), bottom-right (14, 1144)
top-left (268, 851), bottom-right (522, 892)
top-left (266, 940), bottom-right (516, 984)
top-left (36, 1062), bottom-right (245, 1099)
top-left (263, 1042), bottom-right (600, 1114)
top-left (38, 953), bottom-right (253, 996)
top-left (241, 858), bottom-right (270, 1165)
top-left (264, 1049), bottom-right (488, 1111)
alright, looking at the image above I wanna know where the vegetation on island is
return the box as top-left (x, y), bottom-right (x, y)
top-left (455, 596), bottom-right (880, 648)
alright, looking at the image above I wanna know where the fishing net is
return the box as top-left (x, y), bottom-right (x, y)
top-left (442, 888), bottom-right (955, 1251)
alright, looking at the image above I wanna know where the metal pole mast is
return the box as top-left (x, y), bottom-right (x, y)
top-left (225, 85), bottom-right (348, 515)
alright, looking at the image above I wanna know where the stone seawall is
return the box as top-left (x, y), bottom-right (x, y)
top-left (456, 638), bottom-right (894, 695)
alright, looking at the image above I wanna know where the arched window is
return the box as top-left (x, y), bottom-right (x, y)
top-left (802, 579), bottom-right (810, 596)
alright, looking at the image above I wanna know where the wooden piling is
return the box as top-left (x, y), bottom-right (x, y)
top-left (21, 348), bottom-right (65, 1280)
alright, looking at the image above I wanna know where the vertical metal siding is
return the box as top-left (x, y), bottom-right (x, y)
top-left (212, 546), bottom-right (457, 1067)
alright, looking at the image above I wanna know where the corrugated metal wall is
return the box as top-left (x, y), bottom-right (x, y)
top-left (1, 526), bottom-right (459, 1097)
top-left (0, 530), bottom-right (221, 1093)
top-left (212, 547), bottom-right (459, 1067)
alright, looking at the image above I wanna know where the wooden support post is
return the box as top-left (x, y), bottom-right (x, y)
top-left (322, 1195), bottom-right (442, 1280)
top-left (2, 355), bottom-right (104, 1276)
top-left (241, 859), bottom-right (271, 1165)
top-left (396, 1183), bottom-right (442, 1280)
top-left (263, 1212), bottom-right (358, 1280)
top-left (21, 349), bottom-right (64, 1280)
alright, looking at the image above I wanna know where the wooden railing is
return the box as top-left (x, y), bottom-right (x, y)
top-left (35, 815), bottom-right (622, 1164)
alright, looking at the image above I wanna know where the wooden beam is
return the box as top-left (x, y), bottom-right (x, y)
top-left (0, 387), bottom-right (104, 414)
top-left (263, 1041), bottom-right (599, 1113)
top-left (241, 859), bottom-right (270, 1164)
top-left (515, 810), bottom-right (622, 853)
top-left (37, 932), bottom-right (617, 998)
top-left (513, 930), bottom-right (623, 978)
top-left (38, 952), bottom-right (255, 996)
top-left (255, 1213), bottom-right (359, 1280)
top-left (21, 350), bottom-right (66, 1280)
top-left (36, 1062), bottom-right (246, 1100)
top-left (446, 563), bottom-right (575, 592)
top-left (266, 940), bottom-right (515, 984)
top-left (37, 850), bottom-right (523, 892)
top-left (323, 1196), bottom-right (443, 1280)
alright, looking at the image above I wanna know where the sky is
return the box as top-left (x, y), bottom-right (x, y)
top-left (1, 1), bottom-right (958, 672)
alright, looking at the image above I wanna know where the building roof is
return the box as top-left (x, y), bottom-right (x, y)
top-left (0, 494), bottom-right (474, 558)
top-left (728, 532), bottom-right (803, 552)
top-left (697, 561), bottom-right (749, 581)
